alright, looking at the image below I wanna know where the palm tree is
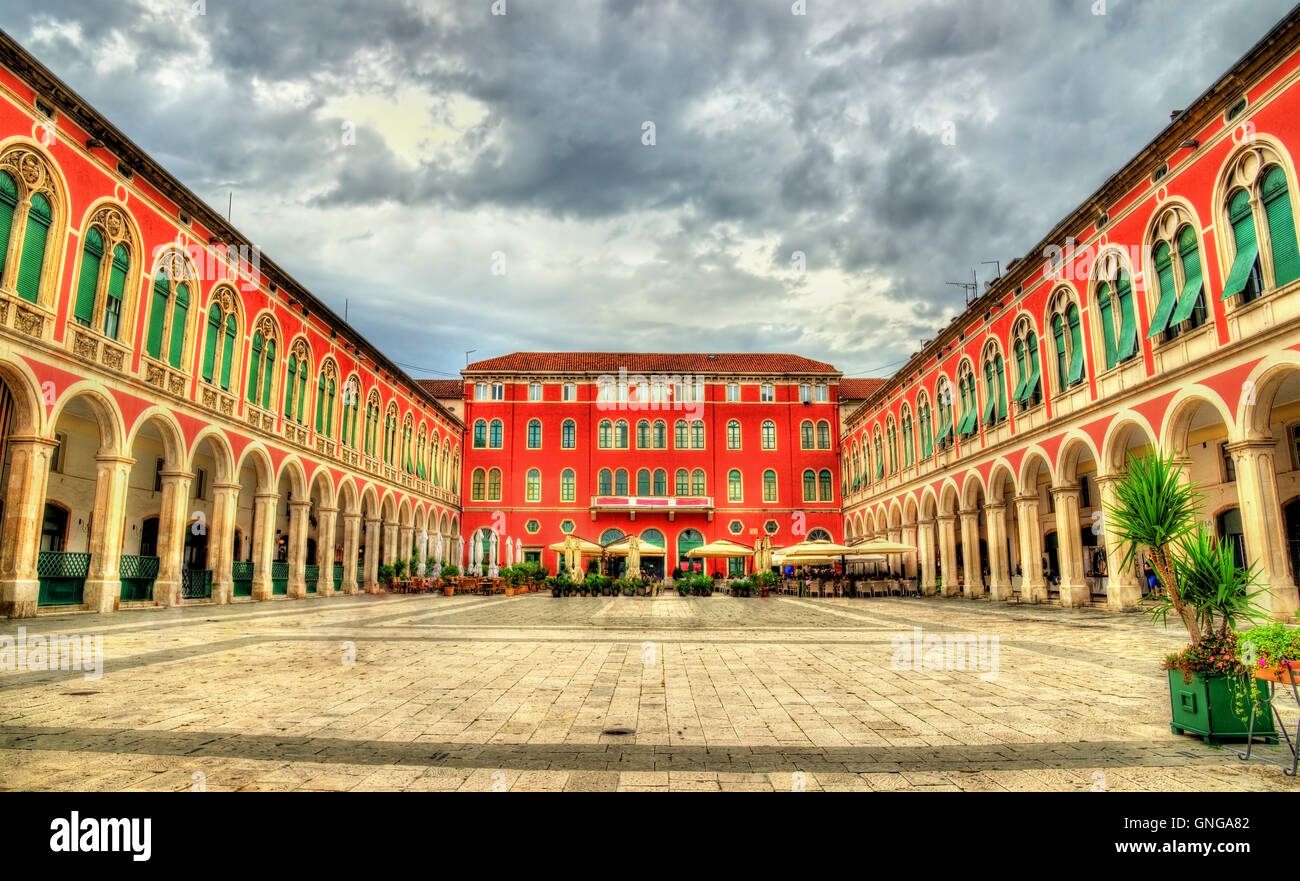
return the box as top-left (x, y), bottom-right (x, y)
top-left (1104, 451), bottom-right (1203, 644)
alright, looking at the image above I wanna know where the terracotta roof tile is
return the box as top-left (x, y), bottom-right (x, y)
top-left (416, 379), bottom-right (466, 398)
top-left (837, 378), bottom-right (887, 400)
top-left (463, 352), bottom-right (840, 374)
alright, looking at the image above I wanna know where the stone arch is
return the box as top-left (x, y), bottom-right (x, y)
top-left (938, 479), bottom-right (960, 515)
top-left (188, 426), bottom-right (235, 485)
top-left (1056, 432), bottom-right (1102, 485)
top-left (124, 407), bottom-right (187, 471)
top-left (1017, 446), bottom-right (1055, 496)
top-left (1239, 352), bottom-right (1300, 442)
top-left (920, 486), bottom-right (939, 521)
top-left (275, 455), bottom-right (308, 500)
top-left (960, 469), bottom-right (986, 511)
top-left (234, 443), bottom-right (275, 493)
top-left (1100, 411), bottom-right (1159, 476)
top-left (47, 385), bottom-right (125, 456)
top-left (308, 466), bottom-right (336, 510)
top-left (987, 461), bottom-right (1017, 504)
top-left (1162, 386), bottom-right (1235, 456)
top-left (0, 356), bottom-right (47, 437)
top-left (337, 476), bottom-right (360, 517)
top-left (887, 499), bottom-right (903, 530)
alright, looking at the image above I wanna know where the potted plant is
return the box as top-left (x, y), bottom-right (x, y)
top-left (547, 575), bottom-right (569, 597)
top-left (755, 570), bottom-right (777, 598)
top-left (1239, 622), bottom-right (1300, 684)
top-left (393, 559), bottom-right (407, 580)
top-left (378, 563), bottom-right (396, 589)
top-left (1108, 451), bottom-right (1273, 744)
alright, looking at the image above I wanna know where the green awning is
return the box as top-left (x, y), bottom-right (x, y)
top-left (1221, 241), bottom-right (1259, 301)
top-left (1168, 275), bottom-right (1204, 327)
top-left (1146, 281), bottom-right (1180, 339)
top-left (982, 388), bottom-right (995, 425)
top-left (956, 407), bottom-right (977, 437)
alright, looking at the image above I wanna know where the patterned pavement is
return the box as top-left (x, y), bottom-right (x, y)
top-left (0, 592), bottom-right (1295, 791)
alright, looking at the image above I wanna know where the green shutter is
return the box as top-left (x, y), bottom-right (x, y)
top-left (0, 172), bottom-right (17, 281)
top-left (16, 193), bottom-right (52, 303)
top-left (1146, 243), bottom-right (1178, 339)
top-left (248, 333), bottom-right (264, 402)
top-left (315, 375), bottom-right (325, 432)
top-left (285, 356), bottom-right (297, 416)
top-left (297, 370), bottom-right (307, 424)
top-left (995, 355), bottom-right (1007, 420)
top-left (327, 380), bottom-right (335, 435)
top-left (74, 227), bottom-right (104, 326)
top-left (982, 370), bottom-right (996, 424)
top-left (262, 340), bottom-right (275, 409)
top-left (1026, 333), bottom-right (1041, 399)
top-left (167, 283), bottom-right (189, 369)
top-left (1115, 273), bottom-right (1137, 360)
top-left (201, 304), bottom-right (220, 381)
top-left (104, 245), bottom-right (128, 340)
top-left (220, 314), bottom-right (236, 390)
top-left (1012, 340), bottom-right (1028, 402)
top-left (146, 274), bottom-right (169, 359)
top-left (1097, 283), bottom-right (1116, 368)
top-left (1169, 227), bottom-right (1205, 326)
top-left (1263, 166), bottom-right (1300, 286)
top-left (1223, 190), bottom-right (1259, 300)
top-left (1066, 307), bottom-right (1085, 385)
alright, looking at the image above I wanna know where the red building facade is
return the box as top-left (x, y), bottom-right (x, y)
top-left (448, 353), bottom-right (844, 577)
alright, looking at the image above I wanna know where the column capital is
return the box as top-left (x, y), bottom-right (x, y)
top-left (985, 501), bottom-right (1006, 512)
top-left (6, 433), bottom-right (60, 448)
top-left (159, 468), bottom-right (195, 480)
top-left (343, 512), bottom-right (362, 523)
top-left (317, 505), bottom-right (339, 515)
top-left (288, 498), bottom-right (312, 509)
top-left (936, 512), bottom-right (955, 523)
top-left (1049, 483), bottom-right (1081, 498)
top-left (94, 454), bottom-right (136, 467)
top-left (254, 490), bottom-right (279, 501)
top-left (1225, 438), bottom-right (1276, 455)
top-left (212, 481), bottom-right (241, 492)
top-left (1014, 493), bottom-right (1039, 505)
top-left (957, 507), bottom-right (980, 518)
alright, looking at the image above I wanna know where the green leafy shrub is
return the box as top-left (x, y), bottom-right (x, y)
top-left (1238, 622), bottom-right (1300, 671)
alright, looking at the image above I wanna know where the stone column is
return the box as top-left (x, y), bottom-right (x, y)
top-left (919, 517), bottom-right (937, 595)
top-left (902, 524), bottom-right (918, 578)
top-left (0, 437), bottom-right (57, 618)
top-left (208, 482), bottom-right (239, 605)
top-left (417, 530), bottom-right (429, 576)
top-left (365, 517), bottom-right (382, 591)
top-left (1229, 439), bottom-right (1300, 620)
top-left (315, 505), bottom-right (338, 596)
top-left (383, 518), bottom-right (398, 566)
top-left (1015, 493), bottom-right (1047, 603)
top-left (937, 513), bottom-right (958, 597)
top-left (286, 498), bottom-right (311, 598)
top-left (958, 509), bottom-right (982, 598)
top-left (986, 502), bottom-right (1012, 601)
top-left (341, 513), bottom-right (361, 595)
top-left (399, 525), bottom-right (414, 572)
top-left (1095, 475), bottom-right (1140, 610)
top-left (82, 455), bottom-right (134, 614)
top-left (1052, 484), bottom-right (1089, 607)
top-left (250, 491), bottom-right (278, 600)
top-left (154, 469), bottom-right (194, 607)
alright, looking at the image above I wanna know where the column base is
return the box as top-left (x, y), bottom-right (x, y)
top-left (941, 584), bottom-right (960, 598)
top-left (154, 578), bottom-right (181, 607)
top-left (341, 580), bottom-right (358, 596)
top-left (988, 581), bottom-right (1011, 601)
top-left (963, 581), bottom-right (984, 599)
top-left (211, 580), bottom-right (232, 605)
top-left (1106, 581), bottom-right (1142, 610)
top-left (0, 579), bottom-right (39, 618)
top-left (82, 579), bottom-right (119, 614)
top-left (251, 580), bottom-right (274, 601)
top-left (1059, 582), bottom-right (1090, 607)
top-left (1023, 581), bottom-right (1048, 603)
top-left (287, 580), bottom-right (307, 599)
top-left (1266, 579), bottom-right (1300, 621)
top-left (316, 581), bottom-right (335, 597)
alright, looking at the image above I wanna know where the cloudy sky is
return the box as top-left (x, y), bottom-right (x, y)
top-left (2, 0), bottom-right (1293, 379)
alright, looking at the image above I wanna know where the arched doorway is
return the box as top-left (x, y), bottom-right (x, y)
top-left (677, 528), bottom-right (703, 574)
top-left (640, 528), bottom-right (666, 579)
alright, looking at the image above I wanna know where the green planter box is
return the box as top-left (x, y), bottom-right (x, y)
top-left (1168, 670), bottom-right (1277, 745)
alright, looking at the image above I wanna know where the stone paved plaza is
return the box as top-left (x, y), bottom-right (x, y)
top-left (0, 593), bottom-right (1296, 792)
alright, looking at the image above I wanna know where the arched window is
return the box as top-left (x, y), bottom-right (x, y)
top-left (981, 341), bottom-right (1007, 427)
top-left (383, 403), bottom-right (398, 465)
top-left (415, 425), bottom-right (428, 479)
top-left (674, 419), bottom-right (688, 448)
top-left (489, 419), bottom-right (503, 449)
top-left (615, 420), bottom-right (629, 449)
top-left (800, 420), bottom-right (814, 449)
top-left (1010, 317), bottom-right (1043, 410)
top-left (761, 420), bottom-right (776, 450)
top-left (315, 359), bottom-right (338, 438)
top-left (487, 468), bottom-right (502, 501)
top-left (873, 428), bottom-right (884, 479)
top-left (675, 468), bottom-right (689, 496)
top-left (934, 378), bottom-right (954, 449)
top-left (1147, 206), bottom-right (1208, 342)
top-left (340, 374), bottom-right (361, 449)
top-left (0, 148), bottom-right (62, 307)
top-left (636, 468), bottom-right (652, 496)
top-left (1048, 289), bottom-right (1085, 391)
top-left (364, 390), bottom-right (381, 457)
top-left (72, 205), bottom-right (134, 340)
top-left (1094, 251), bottom-right (1138, 370)
top-left (955, 361), bottom-right (979, 438)
top-left (401, 414), bottom-right (414, 473)
top-left (1262, 164), bottom-right (1300, 287)
top-left (802, 469), bottom-right (817, 501)
top-left (473, 419), bottom-right (488, 448)
top-left (653, 420), bottom-right (667, 449)
top-left (527, 418), bottom-right (542, 449)
top-left (690, 420), bottom-right (705, 449)
top-left (691, 469), bottom-right (706, 496)
top-left (471, 468), bottom-right (486, 501)
top-left (199, 287), bottom-right (239, 392)
top-left (727, 469), bottom-right (743, 502)
top-left (818, 469), bottom-right (833, 501)
top-left (599, 419), bottom-right (613, 449)
top-left (561, 469), bottom-right (576, 502)
top-left (653, 469), bottom-right (667, 496)
top-left (284, 339), bottom-right (311, 425)
top-left (145, 250), bottom-right (196, 369)
top-left (1221, 154), bottom-right (1300, 304)
top-left (886, 418), bottom-right (898, 471)
top-left (637, 419), bottom-right (651, 448)
top-left (561, 419), bottom-right (576, 449)
top-left (900, 405), bottom-right (915, 467)
top-left (917, 393), bottom-right (933, 459)
top-left (598, 469), bottom-right (612, 495)
top-left (762, 469), bottom-right (777, 502)
top-left (816, 420), bottom-right (831, 450)
top-left (614, 469), bottom-right (629, 495)
top-left (727, 420), bottom-right (741, 450)
top-left (526, 469), bottom-right (541, 502)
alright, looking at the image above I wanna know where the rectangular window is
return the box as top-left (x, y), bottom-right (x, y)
top-left (1221, 442), bottom-right (1236, 483)
top-left (800, 383), bottom-right (811, 403)
top-left (475, 382), bottom-right (488, 400)
top-left (529, 383), bottom-right (542, 401)
top-left (815, 385), bottom-right (828, 402)
top-left (761, 384), bottom-right (774, 403)
top-left (563, 383), bottom-right (576, 402)
top-left (50, 431), bottom-right (67, 473)
top-left (153, 457), bottom-right (164, 493)
top-left (491, 383), bottom-right (504, 401)
top-left (193, 468), bottom-right (206, 500)
top-left (726, 384), bottom-right (739, 402)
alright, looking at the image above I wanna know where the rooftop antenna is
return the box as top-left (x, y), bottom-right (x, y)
top-left (465, 349), bottom-right (477, 367)
top-left (227, 191), bottom-right (232, 222)
top-left (946, 267), bottom-right (979, 306)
